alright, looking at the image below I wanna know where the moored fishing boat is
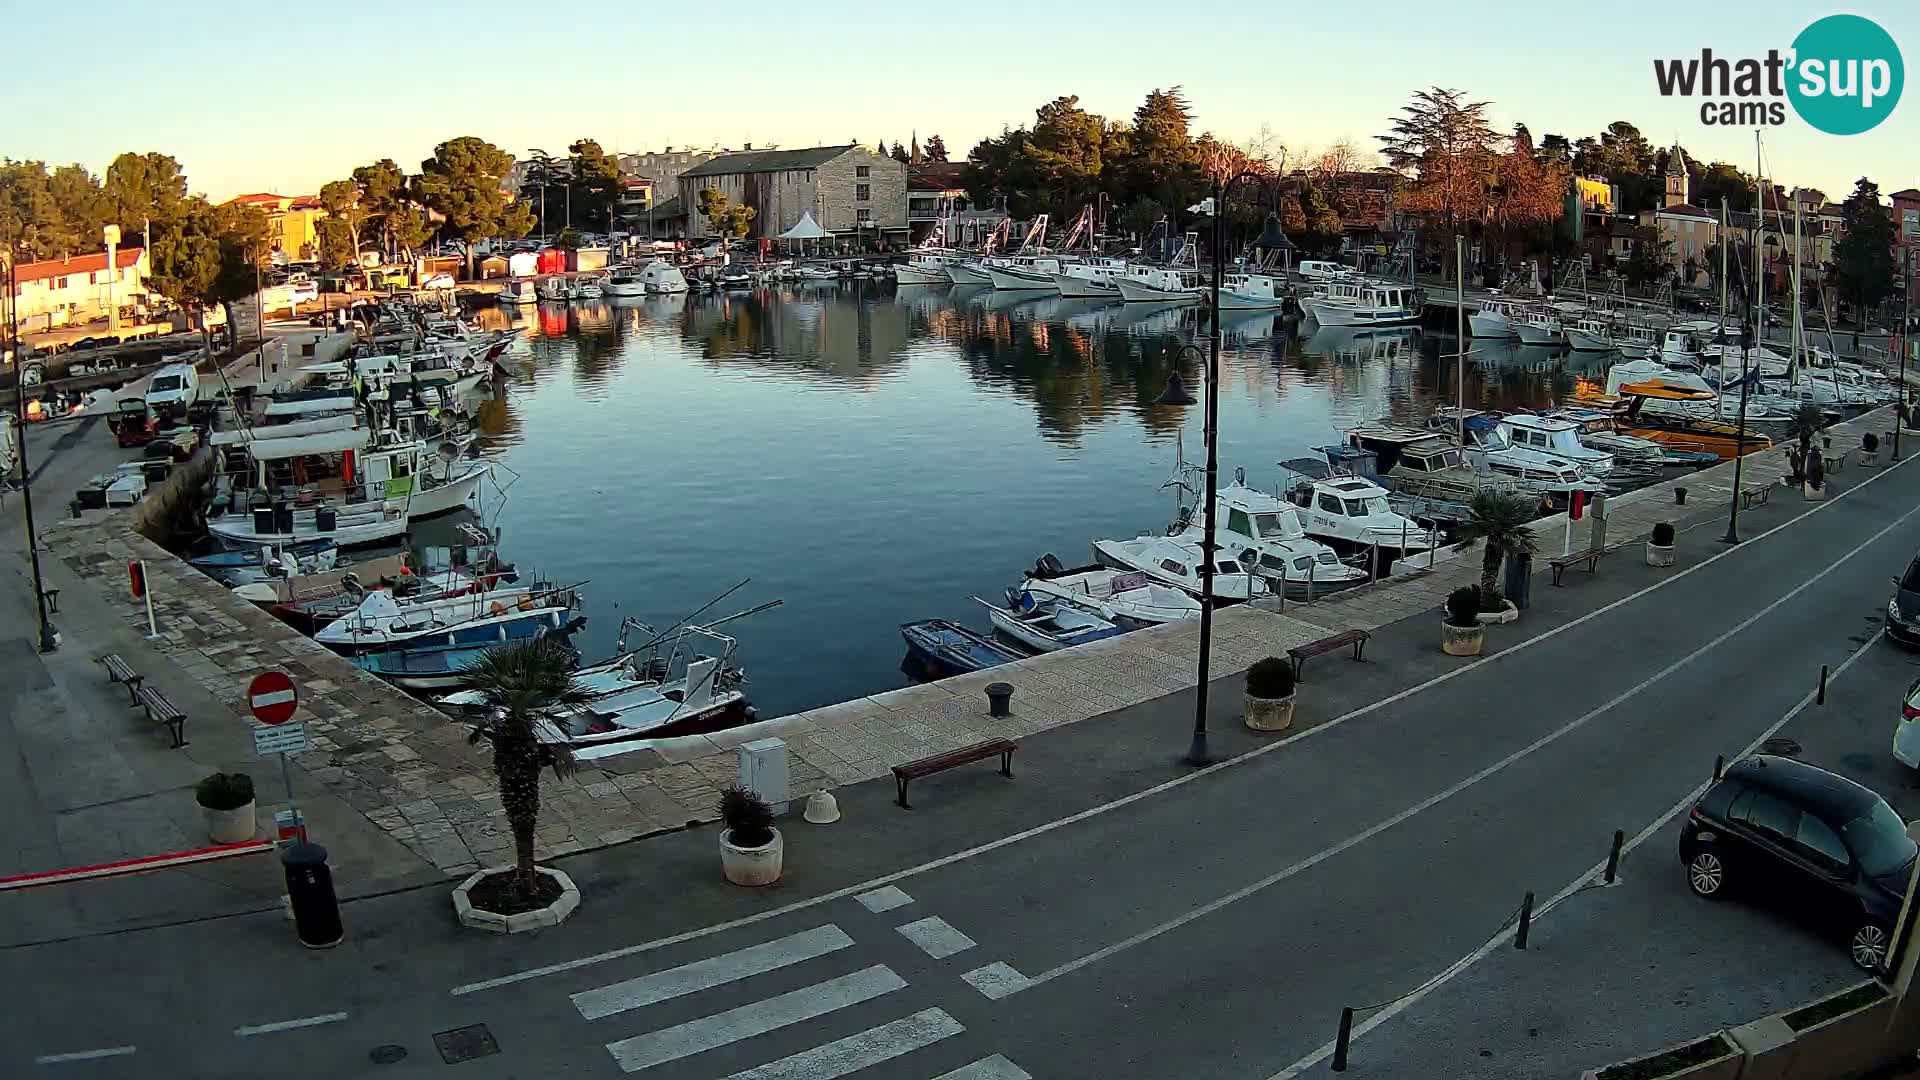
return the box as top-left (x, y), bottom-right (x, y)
top-left (976, 590), bottom-right (1126, 652)
top-left (900, 619), bottom-right (1025, 677)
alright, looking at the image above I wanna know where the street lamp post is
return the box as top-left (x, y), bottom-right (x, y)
top-left (4, 251), bottom-right (59, 652)
top-left (1156, 167), bottom-right (1264, 767)
top-left (1899, 248), bottom-right (1912, 463)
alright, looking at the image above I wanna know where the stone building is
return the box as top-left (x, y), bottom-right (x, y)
top-left (677, 145), bottom-right (908, 246)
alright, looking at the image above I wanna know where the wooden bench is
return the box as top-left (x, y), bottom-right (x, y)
top-left (98, 653), bottom-right (143, 703)
top-left (1287, 629), bottom-right (1372, 679)
top-left (1549, 548), bottom-right (1604, 586)
top-left (1740, 483), bottom-right (1772, 510)
top-left (893, 739), bottom-right (1017, 809)
top-left (132, 685), bottom-right (187, 748)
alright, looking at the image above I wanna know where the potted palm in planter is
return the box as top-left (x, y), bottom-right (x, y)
top-left (196, 772), bottom-right (256, 843)
top-left (1646, 522), bottom-right (1677, 567)
top-left (1451, 490), bottom-right (1534, 624)
top-left (450, 637), bottom-right (589, 933)
top-left (1784, 402), bottom-right (1823, 489)
top-left (1441, 586), bottom-right (1486, 656)
top-left (1860, 431), bottom-right (1880, 468)
top-left (719, 785), bottom-right (783, 886)
top-left (1243, 656), bottom-right (1296, 732)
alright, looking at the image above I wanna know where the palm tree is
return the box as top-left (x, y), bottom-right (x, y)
top-left (458, 637), bottom-right (588, 898)
top-left (1783, 402), bottom-right (1825, 483)
top-left (1452, 489), bottom-right (1540, 608)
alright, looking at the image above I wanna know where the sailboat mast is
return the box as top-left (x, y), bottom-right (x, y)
top-left (1753, 130), bottom-right (1766, 381)
top-left (1455, 235), bottom-right (1466, 447)
top-left (1791, 191), bottom-right (1804, 385)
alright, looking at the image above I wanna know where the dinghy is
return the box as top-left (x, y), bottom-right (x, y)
top-left (975, 590), bottom-right (1126, 653)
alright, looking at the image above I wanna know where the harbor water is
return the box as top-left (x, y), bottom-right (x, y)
top-left (457, 284), bottom-right (1601, 718)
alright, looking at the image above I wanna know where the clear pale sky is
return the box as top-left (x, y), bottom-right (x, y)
top-left (6, 0), bottom-right (1914, 202)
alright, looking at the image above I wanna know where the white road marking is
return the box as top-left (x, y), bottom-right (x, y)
top-left (855, 885), bottom-right (914, 913)
top-left (1265, 628), bottom-right (1888, 1079)
top-left (574, 925), bottom-right (854, 1021)
top-left (895, 916), bottom-right (977, 959)
top-left (1014, 500), bottom-right (1920, 996)
top-left (960, 962), bottom-right (1032, 1001)
top-left (934, 1055), bottom-right (1034, 1080)
top-left (450, 450), bottom-right (1913, 997)
top-left (723, 1007), bottom-right (962, 1080)
top-left (605, 964), bottom-right (906, 1073)
top-left (233, 1012), bottom-right (349, 1037)
top-left (34, 1047), bottom-right (136, 1064)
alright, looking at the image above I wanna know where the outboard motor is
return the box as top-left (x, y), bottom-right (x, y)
top-left (1034, 553), bottom-right (1066, 578)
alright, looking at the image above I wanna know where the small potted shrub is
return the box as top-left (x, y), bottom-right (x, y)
top-left (196, 772), bottom-right (256, 844)
top-left (719, 785), bottom-right (783, 886)
top-left (1646, 522), bottom-right (1676, 567)
top-left (1804, 450), bottom-right (1827, 500)
top-left (1243, 656), bottom-right (1297, 732)
top-left (1441, 585), bottom-right (1486, 656)
top-left (1861, 431), bottom-right (1880, 468)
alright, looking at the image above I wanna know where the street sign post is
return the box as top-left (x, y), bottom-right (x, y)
top-left (247, 671), bottom-right (305, 843)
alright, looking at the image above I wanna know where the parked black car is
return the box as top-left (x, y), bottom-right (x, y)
top-left (1887, 553), bottom-right (1920, 646)
top-left (1679, 755), bottom-right (1915, 971)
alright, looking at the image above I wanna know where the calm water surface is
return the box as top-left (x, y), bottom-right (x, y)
top-left (458, 285), bottom-right (1603, 718)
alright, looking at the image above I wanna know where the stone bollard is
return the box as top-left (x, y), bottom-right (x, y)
top-left (1674, 486), bottom-right (1687, 506)
top-left (986, 682), bottom-right (1015, 718)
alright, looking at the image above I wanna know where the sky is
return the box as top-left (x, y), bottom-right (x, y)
top-left (3, 0), bottom-right (1915, 202)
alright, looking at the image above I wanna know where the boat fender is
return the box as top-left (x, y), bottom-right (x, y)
top-left (489, 601), bottom-right (507, 617)
top-left (517, 596), bottom-right (535, 611)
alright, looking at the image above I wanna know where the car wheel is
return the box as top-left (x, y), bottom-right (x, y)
top-left (1850, 922), bottom-right (1891, 972)
top-left (1686, 851), bottom-right (1726, 898)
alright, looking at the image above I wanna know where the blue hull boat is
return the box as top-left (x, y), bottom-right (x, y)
top-left (351, 614), bottom-right (584, 692)
top-left (900, 618), bottom-right (1026, 678)
top-left (189, 538), bottom-right (335, 570)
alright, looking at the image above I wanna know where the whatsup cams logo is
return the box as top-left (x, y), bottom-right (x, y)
top-left (1653, 14), bottom-right (1903, 134)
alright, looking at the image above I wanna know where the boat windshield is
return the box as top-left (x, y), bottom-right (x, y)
top-left (1344, 496), bottom-right (1391, 516)
top-left (1252, 512), bottom-right (1297, 539)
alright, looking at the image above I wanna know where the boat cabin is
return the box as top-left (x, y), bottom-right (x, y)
top-left (1496, 414), bottom-right (1614, 474)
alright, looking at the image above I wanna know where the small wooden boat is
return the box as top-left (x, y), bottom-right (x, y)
top-left (976, 591), bottom-right (1126, 653)
top-left (351, 619), bottom-right (584, 692)
top-left (1021, 557), bottom-right (1201, 626)
top-left (900, 619), bottom-right (1025, 678)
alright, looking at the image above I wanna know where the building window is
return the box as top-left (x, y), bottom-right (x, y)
top-left (857, 209), bottom-right (872, 223)
top-left (89, 271), bottom-right (99, 284)
top-left (856, 184), bottom-right (871, 202)
top-left (856, 165), bottom-right (871, 178)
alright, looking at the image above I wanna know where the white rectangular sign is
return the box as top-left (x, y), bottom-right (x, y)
top-left (252, 721), bottom-right (310, 756)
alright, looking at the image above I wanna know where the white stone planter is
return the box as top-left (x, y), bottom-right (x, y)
top-left (1860, 450), bottom-right (1880, 468)
top-left (204, 801), bottom-right (257, 844)
top-left (1803, 482), bottom-right (1826, 501)
top-left (452, 866), bottom-right (581, 934)
top-left (1441, 620), bottom-right (1485, 656)
top-left (721, 827), bottom-right (784, 886)
top-left (1244, 692), bottom-right (1295, 732)
top-left (1645, 543), bottom-right (1675, 567)
top-left (1476, 600), bottom-right (1519, 625)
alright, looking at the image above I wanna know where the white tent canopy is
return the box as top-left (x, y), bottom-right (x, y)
top-left (778, 212), bottom-right (830, 240)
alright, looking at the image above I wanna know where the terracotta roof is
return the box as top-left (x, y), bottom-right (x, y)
top-left (1656, 203), bottom-right (1716, 220)
top-left (288, 195), bottom-right (322, 211)
top-left (681, 145), bottom-right (857, 179)
top-left (16, 248), bottom-right (144, 285)
top-left (1892, 188), bottom-right (1920, 201)
top-left (229, 193), bottom-right (289, 205)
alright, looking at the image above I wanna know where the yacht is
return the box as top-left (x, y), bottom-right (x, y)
top-left (1090, 534), bottom-right (1270, 601)
top-left (1311, 281), bottom-right (1420, 327)
top-left (1468, 295), bottom-right (1526, 339)
top-left (1174, 481), bottom-right (1367, 596)
top-left (603, 268), bottom-right (649, 297)
top-left (640, 259), bottom-right (689, 294)
top-left (1054, 257), bottom-right (1129, 299)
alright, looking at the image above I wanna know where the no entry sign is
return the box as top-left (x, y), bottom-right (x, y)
top-left (247, 671), bottom-right (299, 725)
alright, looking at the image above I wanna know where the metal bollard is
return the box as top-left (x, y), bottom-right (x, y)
top-left (1713, 754), bottom-right (1725, 780)
top-left (1514, 891), bottom-right (1535, 950)
top-left (1332, 1007), bottom-right (1355, 1071)
top-left (1604, 830), bottom-right (1624, 885)
top-left (985, 682), bottom-right (1014, 719)
top-left (1818, 664), bottom-right (1829, 705)
top-left (282, 842), bottom-right (344, 949)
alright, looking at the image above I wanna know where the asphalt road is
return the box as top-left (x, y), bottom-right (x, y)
top-left (8, 457), bottom-right (1920, 1079)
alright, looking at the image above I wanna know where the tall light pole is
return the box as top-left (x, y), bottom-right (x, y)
top-left (4, 249), bottom-right (58, 652)
top-left (1899, 248), bottom-right (1912, 463)
top-left (1723, 198), bottom-right (1761, 546)
top-left (1156, 164), bottom-right (1264, 767)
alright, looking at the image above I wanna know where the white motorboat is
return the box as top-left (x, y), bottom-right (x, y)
top-left (976, 590), bottom-right (1126, 652)
top-left (497, 279), bottom-right (541, 306)
top-left (1541, 407), bottom-right (1670, 475)
top-left (570, 276), bottom-right (604, 300)
top-left (1515, 304), bottom-right (1571, 346)
top-left (1494, 413), bottom-right (1615, 479)
top-left (603, 269), bottom-right (649, 297)
top-left (640, 259), bottom-right (689, 294)
top-left (1021, 556), bottom-right (1201, 625)
top-left (985, 255), bottom-right (1066, 291)
top-left (210, 504), bottom-right (408, 549)
top-left (1054, 257), bottom-right (1128, 298)
top-left (1468, 295), bottom-right (1525, 339)
top-left (1186, 481), bottom-right (1368, 595)
top-left (1116, 266), bottom-right (1208, 305)
top-left (1345, 426), bottom-right (1535, 506)
top-left (896, 251), bottom-right (960, 285)
top-left (316, 583), bottom-right (578, 652)
top-left (1283, 475), bottom-right (1439, 556)
top-left (1311, 281), bottom-right (1420, 327)
top-left (1565, 315), bottom-right (1618, 352)
top-left (538, 276), bottom-right (569, 303)
top-left (945, 259), bottom-right (994, 286)
top-left (1428, 409), bottom-right (1606, 495)
top-left (1217, 271), bottom-right (1290, 311)
top-left (1090, 534), bottom-right (1270, 601)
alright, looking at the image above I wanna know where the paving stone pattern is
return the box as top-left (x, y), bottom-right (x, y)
top-left (42, 405), bottom-right (1893, 876)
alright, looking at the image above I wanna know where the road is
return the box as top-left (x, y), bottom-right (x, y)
top-left (6, 455), bottom-right (1920, 1078)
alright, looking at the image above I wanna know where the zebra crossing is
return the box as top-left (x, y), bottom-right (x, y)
top-left (567, 890), bottom-right (1032, 1078)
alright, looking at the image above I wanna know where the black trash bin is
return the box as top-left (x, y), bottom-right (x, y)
top-left (315, 506), bottom-right (337, 533)
top-left (1503, 552), bottom-right (1533, 611)
top-left (253, 506), bottom-right (274, 535)
top-left (272, 504), bottom-right (295, 536)
top-left (282, 842), bottom-right (343, 949)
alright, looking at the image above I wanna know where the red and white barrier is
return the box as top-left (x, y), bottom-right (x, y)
top-left (0, 840), bottom-right (275, 892)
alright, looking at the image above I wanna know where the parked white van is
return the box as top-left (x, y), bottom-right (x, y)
top-left (144, 363), bottom-right (201, 411)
